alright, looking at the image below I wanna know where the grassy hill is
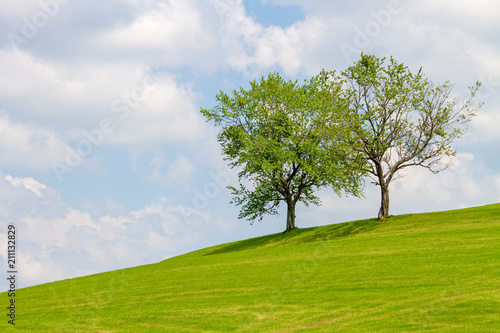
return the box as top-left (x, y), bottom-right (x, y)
top-left (4, 204), bottom-right (500, 332)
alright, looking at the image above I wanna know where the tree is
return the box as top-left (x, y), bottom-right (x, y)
top-left (324, 54), bottom-right (481, 219)
top-left (201, 72), bottom-right (365, 231)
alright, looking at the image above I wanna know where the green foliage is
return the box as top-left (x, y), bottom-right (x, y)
top-left (338, 53), bottom-right (481, 178)
top-left (201, 72), bottom-right (365, 227)
top-left (320, 54), bottom-right (482, 218)
top-left (4, 204), bottom-right (500, 332)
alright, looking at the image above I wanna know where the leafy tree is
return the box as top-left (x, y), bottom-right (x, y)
top-left (201, 72), bottom-right (365, 231)
top-left (322, 54), bottom-right (481, 219)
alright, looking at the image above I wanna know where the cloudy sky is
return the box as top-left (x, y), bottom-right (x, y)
top-left (0, 0), bottom-right (499, 290)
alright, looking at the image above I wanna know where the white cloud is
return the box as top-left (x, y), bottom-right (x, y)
top-left (0, 0), bottom-right (43, 18)
top-left (94, 0), bottom-right (219, 69)
top-left (100, 2), bottom-right (213, 48)
top-left (144, 154), bottom-right (196, 187)
top-left (407, 0), bottom-right (500, 27)
top-left (390, 153), bottom-right (494, 213)
top-left (243, 18), bottom-right (328, 75)
top-left (0, 48), bottom-right (149, 128)
top-left (0, 113), bottom-right (68, 171)
top-left (470, 107), bottom-right (500, 143)
top-left (106, 74), bottom-right (206, 146)
top-left (0, 48), bottom-right (207, 172)
top-left (393, 22), bottom-right (500, 83)
top-left (5, 175), bottom-right (47, 197)
top-left (254, 0), bottom-right (500, 81)
top-left (214, 1), bottom-right (329, 75)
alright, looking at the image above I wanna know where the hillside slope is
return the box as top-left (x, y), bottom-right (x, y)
top-left (3, 204), bottom-right (500, 332)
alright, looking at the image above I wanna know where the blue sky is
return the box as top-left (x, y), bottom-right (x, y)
top-left (1, 0), bottom-right (499, 290)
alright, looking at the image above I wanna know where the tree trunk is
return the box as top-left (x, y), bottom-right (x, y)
top-left (286, 200), bottom-right (296, 231)
top-left (378, 185), bottom-right (389, 219)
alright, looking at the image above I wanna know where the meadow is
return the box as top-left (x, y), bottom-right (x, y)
top-left (4, 203), bottom-right (499, 332)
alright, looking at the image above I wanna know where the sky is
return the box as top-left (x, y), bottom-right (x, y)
top-left (0, 0), bottom-right (499, 290)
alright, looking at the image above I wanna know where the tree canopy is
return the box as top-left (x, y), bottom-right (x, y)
top-left (321, 54), bottom-right (481, 219)
top-left (201, 72), bottom-right (365, 231)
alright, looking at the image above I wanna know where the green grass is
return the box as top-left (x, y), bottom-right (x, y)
top-left (3, 204), bottom-right (500, 332)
